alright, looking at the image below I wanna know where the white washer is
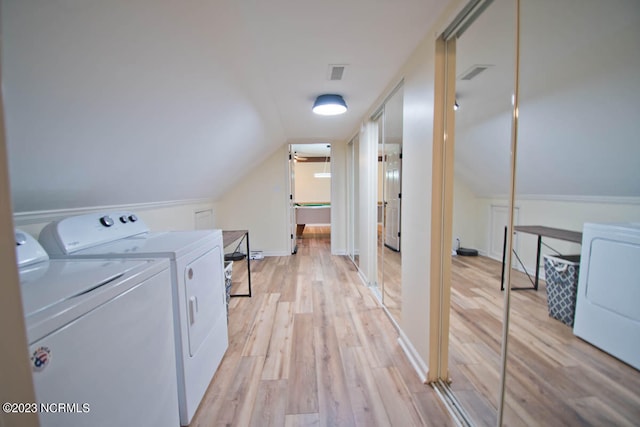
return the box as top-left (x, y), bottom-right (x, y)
top-left (573, 222), bottom-right (640, 370)
top-left (39, 212), bottom-right (229, 426)
top-left (16, 229), bottom-right (179, 427)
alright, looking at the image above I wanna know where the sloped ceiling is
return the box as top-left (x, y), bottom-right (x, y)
top-left (454, 0), bottom-right (640, 198)
top-left (2, 0), bottom-right (448, 212)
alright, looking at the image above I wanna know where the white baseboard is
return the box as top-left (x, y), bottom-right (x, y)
top-left (260, 251), bottom-right (291, 257)
top-left (378, 305), bottom-right (430, 383)
top-left (398, 330), bottom-right (429, 383)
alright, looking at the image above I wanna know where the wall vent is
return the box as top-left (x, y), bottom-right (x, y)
top-left (458, 64), bottom-right (492, 81)
top-left (328, 64), bottom-right (347, 81)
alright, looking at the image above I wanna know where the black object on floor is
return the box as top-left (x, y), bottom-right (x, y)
top-left (456, 247), bottom-right (478, 256)
top-left (225, 251), bottom-right (246, 261)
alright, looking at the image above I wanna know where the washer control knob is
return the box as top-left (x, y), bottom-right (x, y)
top-left (100, 216), bottom-right (114, 227)
top-left (119, 215), bottom-right (129, 224)
top-left (15, 232), bottom-right (27, 246)
top-left (128, 214), bottom-right (138, 222)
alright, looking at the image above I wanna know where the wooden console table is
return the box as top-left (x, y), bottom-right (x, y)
top-left (222, 230), bottom-right (252, 297)
top-left (501, 225), bottom-right (583, 291)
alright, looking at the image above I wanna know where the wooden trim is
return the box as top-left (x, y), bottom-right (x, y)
top-left (294, 157), bottom-right (330, 163)
top-left (441, 35), bottom-right (457, 383)
top-left (428, 35), bottom-right (457, 384)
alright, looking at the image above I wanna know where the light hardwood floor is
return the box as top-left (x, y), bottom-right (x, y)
top-left (449, 254), bottom-right (640, 426)
top-left (192, 228), bottom-right (640, 426)
top-left (191, 226), bottom-right (454, 426)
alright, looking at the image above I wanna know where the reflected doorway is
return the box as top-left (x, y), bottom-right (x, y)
top-left (374, 84), bottom-right (403, 322)
top-left (347, 136), bottom-right (360, 267)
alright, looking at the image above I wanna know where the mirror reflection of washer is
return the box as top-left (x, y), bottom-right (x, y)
top-left (16, 229), bottom-right (179, 427)
top-left (39, 212), bottom-right (228, 426)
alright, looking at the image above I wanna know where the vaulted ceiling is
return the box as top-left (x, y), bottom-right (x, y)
top-left (4, 0), bottom-right (638, 213)
top-left (3, 0), bottom-right (448, 212)
top-left (454, 0), bottom-right (640, 198)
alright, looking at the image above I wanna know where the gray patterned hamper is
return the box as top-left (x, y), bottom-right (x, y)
top-left (224, 261), bottom-right (233, 319)
top-left (544, 254), bottom-right (580, 326)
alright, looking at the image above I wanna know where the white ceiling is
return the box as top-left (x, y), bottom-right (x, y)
top-left (454, 0), bottom-right (640, 198)
top-left (4, 0), bottom-right (638, 213)
top-left (3, 0), bottom-right (448, 212)
top-left (234, 0), bottom-right (448, 144)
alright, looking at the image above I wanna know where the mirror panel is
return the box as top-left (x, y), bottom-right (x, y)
top-left (450, 0), bottom-right (515, 424)
top-left (381, 86), bottom-right (403, 321)
top-left (347, 136), bottom-right (360, 266)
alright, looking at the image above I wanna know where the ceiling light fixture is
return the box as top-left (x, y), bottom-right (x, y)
top-left (312, 94), bottom-right (347, 116)
top-left (314, 151), bottom-right (331, 178)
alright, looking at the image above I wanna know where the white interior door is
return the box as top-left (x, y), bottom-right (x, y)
top-left (384, 148), bottom-right (401, 251)
top-left (288, 146), bottom-right (297, 254)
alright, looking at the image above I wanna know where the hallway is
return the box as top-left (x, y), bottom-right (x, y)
top-left (191, 226), bottom-right (453, 426)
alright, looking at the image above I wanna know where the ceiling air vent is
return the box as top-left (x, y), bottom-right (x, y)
top-left (458, 64), bottom-right (492, 81)
top-left (328, 64), bottom-right (347, 81)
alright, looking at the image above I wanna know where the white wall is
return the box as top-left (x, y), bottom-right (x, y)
top-left (452, 176), bottom-right (479, 250)
top-left (213, 141), bottom-right (350, 256)
top-left (294, 162), bottom-right (331, 203)
top-left (3, 0), bottom-right (286, 212)
top-left (454, 186), bottom-right (640, 278)
top-left (14, 200), bottom-right (216, 240)
top-left (455, 0), bottom-right (640, 199)
top-left (330, 141), bottom-right (348, 255)
top-left (474, 197), bottom-right (640, 277)
top-left (348, 0), bottom-right (468, 375)
top-left (452, 0), bottom-right (640, 281)
top-left (358, 122), bottom-right (379, 287)
top-left (214, 146), bottom-right (290, 256)
top-left (396, 35), bottom-right (438, 365)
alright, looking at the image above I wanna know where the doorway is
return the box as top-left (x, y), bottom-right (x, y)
top-left (289, 144), bottom-right (332, 253)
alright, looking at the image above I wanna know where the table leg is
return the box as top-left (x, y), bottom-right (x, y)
top-left (501, 226), bottom-right (507, 291)
top-left (534, 235), bottom-right (542, 291)
top-left (245, 231), bottom-right (252, 297)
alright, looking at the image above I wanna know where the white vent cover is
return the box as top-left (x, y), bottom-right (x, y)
top-left (328, 64), bottom-right (347, 81)
top-left (458, 64), bottom-right (493, 81)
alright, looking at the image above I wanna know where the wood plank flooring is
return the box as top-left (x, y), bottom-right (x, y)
top-left (193, 227), bottom-right (640, 426)
top-left (191, 226), bottom-right (453, 426)
top-left (449, 254), bottom-right (640, 426)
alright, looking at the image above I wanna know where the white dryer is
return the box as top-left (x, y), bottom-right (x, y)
top-left (16, 229), bottom-right (179, 427)
top-left (39, 212), bottom-right (229, 426)
top-left (573, 222), bottom-right (640, 370)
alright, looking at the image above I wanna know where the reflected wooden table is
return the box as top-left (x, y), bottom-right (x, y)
top-left (501, 225), bottom-right (583, 291)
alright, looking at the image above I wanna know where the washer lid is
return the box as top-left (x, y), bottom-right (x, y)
top-left (19, 258), bottom-right (153, 317)
top-left (68, 230), bottom-right (221, 259)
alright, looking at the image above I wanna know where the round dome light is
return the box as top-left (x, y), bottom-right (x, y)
top-left (312, 94), bottom-right (347, 116)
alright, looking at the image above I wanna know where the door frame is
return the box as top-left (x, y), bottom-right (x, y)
top-left (287, 143), bottom-right (333, 253)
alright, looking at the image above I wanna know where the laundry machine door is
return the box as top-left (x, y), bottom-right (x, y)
top-left (184, 246), bottom-right (225, 356)
top-left (30, 269), bottom-right (178, 427)
top-left (573, 223), bottom-right (640, 370)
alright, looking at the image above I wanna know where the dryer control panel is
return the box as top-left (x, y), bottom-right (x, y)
top-left (39, 211), bottom-right (149, 255)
